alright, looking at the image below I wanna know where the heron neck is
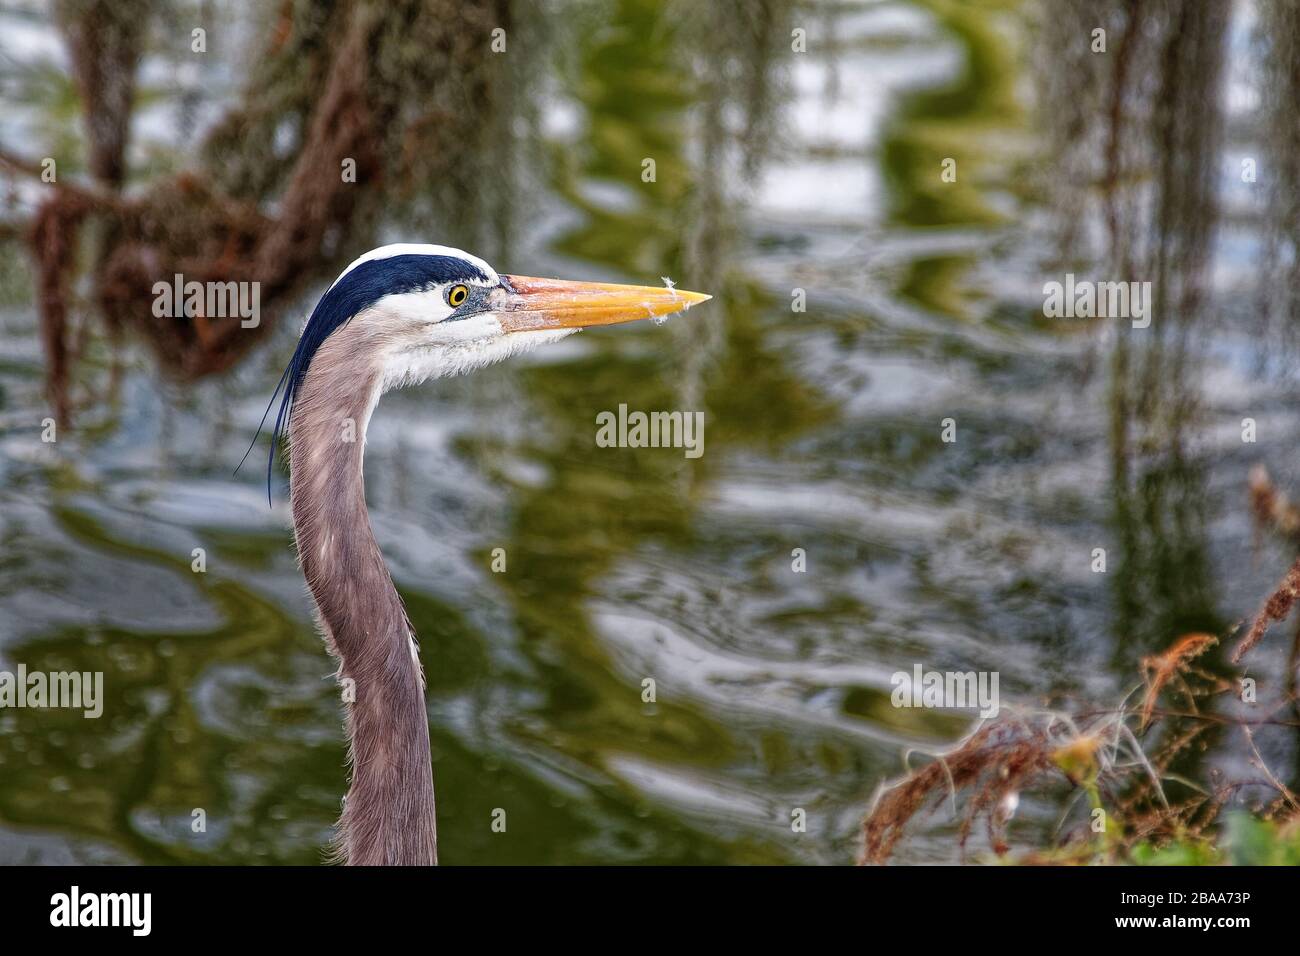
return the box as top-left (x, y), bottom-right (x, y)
top-left (288, 359), bottom-right (438, 865)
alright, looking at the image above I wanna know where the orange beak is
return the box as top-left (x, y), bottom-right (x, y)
top-left (496, 275), bottom-right (711, 332)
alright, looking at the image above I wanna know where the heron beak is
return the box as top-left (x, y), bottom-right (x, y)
top-left (496, 275), bottom-right (711, 332)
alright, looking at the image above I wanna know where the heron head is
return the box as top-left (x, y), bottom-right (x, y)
top-left (299, 243), bottom-right (709, 386)
top-left (255, 244), bottom-right (710, 496)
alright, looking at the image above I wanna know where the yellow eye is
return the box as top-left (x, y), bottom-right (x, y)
top-left (447, 284), bottom-right (469, 308)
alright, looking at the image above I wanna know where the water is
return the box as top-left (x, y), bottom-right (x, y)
top-left (1, 0), bottom-right (1298, 864)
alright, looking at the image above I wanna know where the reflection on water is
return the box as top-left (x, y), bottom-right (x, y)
top-left (1042, 0), bottom-right (1230, 655)
top-left (1, 0), bottom-right (1299, 864)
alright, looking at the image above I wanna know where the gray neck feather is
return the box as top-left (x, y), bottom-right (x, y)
top-left (288, 330), bottom-right (438, 865)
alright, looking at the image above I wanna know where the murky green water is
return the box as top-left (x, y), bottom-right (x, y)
top-left (1, 0), bottom-right (1298, 864)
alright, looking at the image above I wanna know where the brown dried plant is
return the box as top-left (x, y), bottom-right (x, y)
top-left (1138, 632), bottom-right (1217, 730)
top-left (1232, 557), bottom-right (1300, 664)
top-left (859, 628), bottom-right (1296, 865)
top-left (859, 703), bottom-right (1166, 864)
top-left (860, 718), bottom-right (1061, 864)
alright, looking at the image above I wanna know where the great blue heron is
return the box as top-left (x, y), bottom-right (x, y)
top-left (256, 244), bottom-right (709, 865)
